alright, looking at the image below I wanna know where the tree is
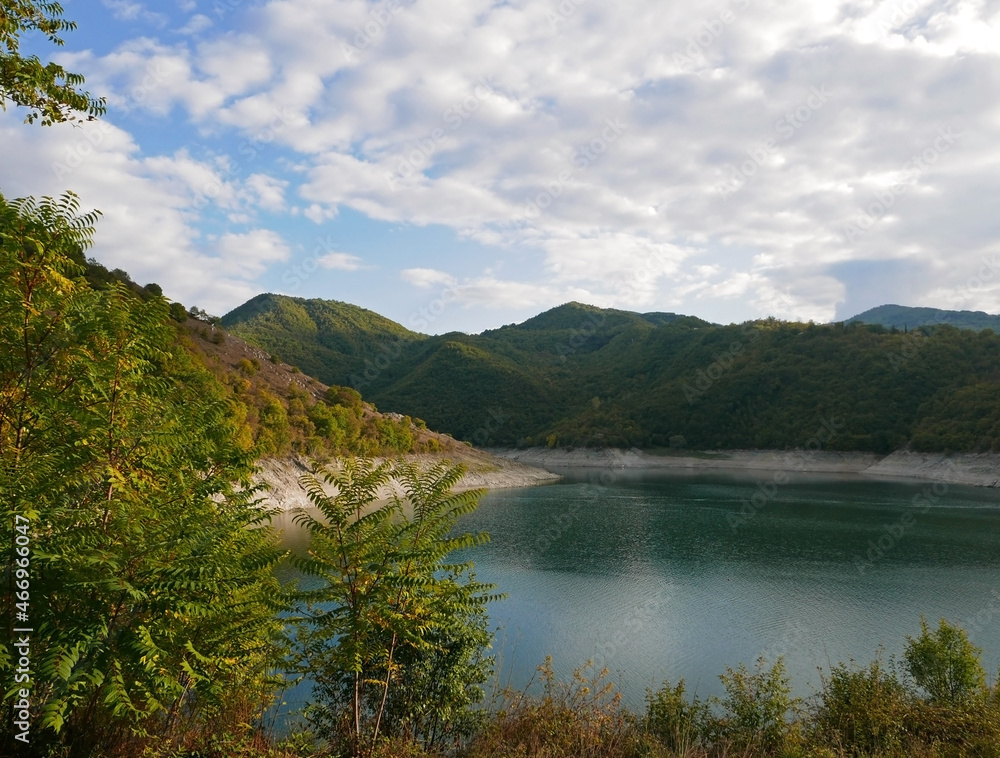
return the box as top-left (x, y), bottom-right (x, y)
top-left (168, 301), bottom-right (188, 322)
top-left (904, 617), bottom-right (986, 704)
top-left (0, 192), bottom-right (287, 755)
top-left (0, 0), bottom-right (105, 124)
top-left (716, 656), bottom-right (797, 753)
top-left (292, 458), bottom-right (497, 755)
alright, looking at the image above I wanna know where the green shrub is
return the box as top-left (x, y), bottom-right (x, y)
top-left (168, 301), bottom-right (188, 322)
top-left (465, 659), bottom-right (645, 758)
top-left (715, 656), bottom-right (798, 754)
top-left (326, 384), bottom-right (364, 412)
top-left (903, 698), bottom-right (1000, 757)
top-left (644, 679), bottom-right (711, 751)
top-left (811, 659), bottom-right (911, 755)
top-left (905, 617), bottom-right (986, 704)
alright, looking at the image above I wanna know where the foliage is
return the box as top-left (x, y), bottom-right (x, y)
top-left (168, 302), bottom-right (189, 322)
top-left (0, 192), bottom-right (287, 755)
top-left (714, 656), bottom-right (798, 753)
top-left (221, 293), bottom-right (425, 388)
top-left (0, 0), bottom-right (105, 124)
top-left (291, 459), bottom-right (497, 756)
top-left (459, 633), bottom-right (1000, 758)
top-left (465, 658), bottom-right (646, 758)
top-left (811, 658), bottom-right (911, 756)
top-left (849, 303), bottom-right (1000, 332)
top-left (644, 679), bottom-right (712, 752)
top-left (904, 617), bottom-right (987, 705)
top-left (37, 256), bottom-right (425, 462)
top-left (222, 296), bottom-right (1000, 453)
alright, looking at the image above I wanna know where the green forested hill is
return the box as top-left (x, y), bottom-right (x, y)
top-left (847, 303), bottom-right (1000, 332)
top-left (221, 292), bottom-right (426, 385)
top-left (222, 297), bottom-right (1000, 453)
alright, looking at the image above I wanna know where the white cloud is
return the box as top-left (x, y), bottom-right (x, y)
top-left (21, 0), bottom-right (1000, 324)
top-left (216, 230), bottom-right (291, 277)
top-left (318, 252), bottom-right (366, 271)
top-left (302, 203), bottom-right (338, 223)
top-left (246, 173), bottom-right (288, 211)
top-left (101, 0), bottom-right (168, 25)
top-left (178, 14), bottom-right (213, 35)
top-left (401, 268), bottom-right (456, 288)
top-left (0, 111), bottom-right (289, 315)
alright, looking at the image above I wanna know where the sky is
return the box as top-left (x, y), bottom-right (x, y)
top-left (3, 0), bottom-right (1000, 334)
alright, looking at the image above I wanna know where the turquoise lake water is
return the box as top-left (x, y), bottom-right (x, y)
top-left (275, 468), bottom-right (1000, 715)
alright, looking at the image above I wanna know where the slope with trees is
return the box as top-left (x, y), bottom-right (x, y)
top-left (224, 296), bottom-right (1000, 453)
top-left (0, 7), bottom-right (497, 756)
top-left (221, 293), bottom-right (426, 389)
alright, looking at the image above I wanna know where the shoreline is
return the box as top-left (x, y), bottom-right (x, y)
top-left (253, 447), bottom-right (1000, 512)
top-left (253, 453), bottom-right (562, 512)
top-left (489, 447), bottom-right (1000, 488)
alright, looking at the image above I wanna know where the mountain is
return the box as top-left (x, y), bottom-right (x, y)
top-left (221, 293), bottom-right (426, 386)
top-left (222, 296), bottom-right (1000, 454)
top-left (846, 304), bottom-right (1000, 332)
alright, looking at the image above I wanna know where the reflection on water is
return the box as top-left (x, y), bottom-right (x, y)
top-left (275, 468), bottom-right (1000, 713)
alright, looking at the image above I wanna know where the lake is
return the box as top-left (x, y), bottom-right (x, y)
top-left (274, 467), bottom-right (1000, 715)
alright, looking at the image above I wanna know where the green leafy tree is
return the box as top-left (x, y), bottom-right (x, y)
top-left (812, 658), bottom-right (911, 755)
top-left (0, 192), bottom-right (287, 755)
top-left (904, 617), bottom-right (986, 704)
top-left (0, 0), bottom-right (105, 124)
top-left (715, 656), bottom-right (798, 753)
top-left (644, 679), bottom-right (712, 751)
top-left (292, 458), bottom-right (497, 755)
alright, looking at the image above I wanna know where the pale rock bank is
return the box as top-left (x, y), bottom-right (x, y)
top-left (253, 453), bottom-right (561, 512)
top-left (252, 448), bottom-right (1000, 512)
top-left (490, 447), bottom-right (1000, 488)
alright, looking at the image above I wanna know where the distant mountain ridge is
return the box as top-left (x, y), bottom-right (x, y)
top-left (846, 304), bottom-right (1000, 332)
top-left (222, 295), bottom-right (1000, 454)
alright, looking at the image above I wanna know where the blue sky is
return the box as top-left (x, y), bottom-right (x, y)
top-left (3, 0), bottom-right (1000, 333)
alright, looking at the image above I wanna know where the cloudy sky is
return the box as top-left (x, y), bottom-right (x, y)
top-left (3, 0), bottom-right (1000, 333)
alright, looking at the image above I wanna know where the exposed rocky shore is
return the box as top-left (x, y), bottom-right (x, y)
top-left (254, 451), bottom-right (561, 512)
top-left (253, 447), bottom-right (1000, 512)
top-left (490, 447), bottom-right (1000, 488)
